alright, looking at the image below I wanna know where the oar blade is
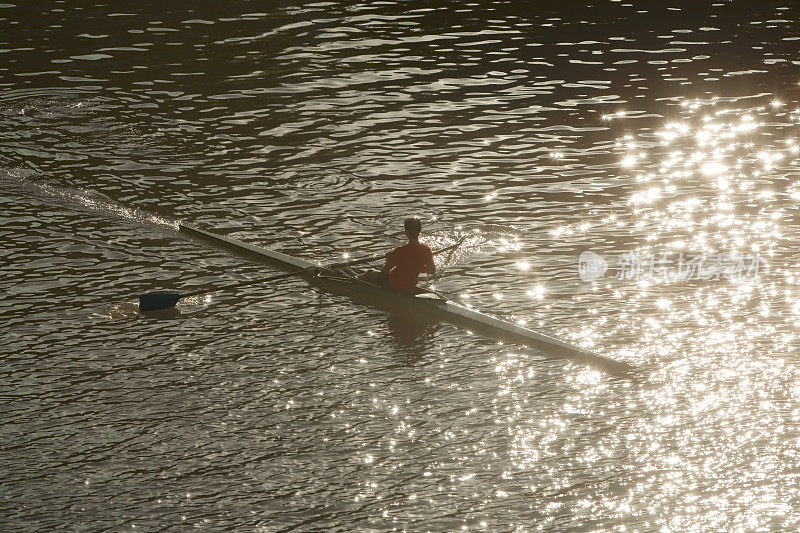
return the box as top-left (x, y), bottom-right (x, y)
top-left (139, 292), bottom-right (183, 312)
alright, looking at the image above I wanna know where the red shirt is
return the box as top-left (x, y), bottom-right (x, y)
top-left (386, 242), bottom-right (434, 292)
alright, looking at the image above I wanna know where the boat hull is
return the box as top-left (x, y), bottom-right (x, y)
top-left (179, 224), bottom-right (632, 375)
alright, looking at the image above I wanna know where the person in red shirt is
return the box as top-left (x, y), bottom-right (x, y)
top-left (358, 217), bottom-right (435, 292)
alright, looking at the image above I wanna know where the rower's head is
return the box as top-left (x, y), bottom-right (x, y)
top-left (404, 217), bottom-right (422, 241)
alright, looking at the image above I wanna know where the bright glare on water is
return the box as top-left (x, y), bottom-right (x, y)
top-left (2, 1), bottom-right (800, 531)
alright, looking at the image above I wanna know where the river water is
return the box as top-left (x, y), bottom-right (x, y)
top-left (3, 2), bottom-right (800, 531)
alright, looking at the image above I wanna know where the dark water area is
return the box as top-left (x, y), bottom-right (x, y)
top-left (3, 1), bottom-right (800, 530)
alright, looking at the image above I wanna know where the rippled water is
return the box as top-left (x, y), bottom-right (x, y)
top-left (3, 2), bottom-right (800, 530)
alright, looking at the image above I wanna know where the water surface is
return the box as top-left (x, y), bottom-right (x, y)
top-left (3, 1), bottom-right (800, 530)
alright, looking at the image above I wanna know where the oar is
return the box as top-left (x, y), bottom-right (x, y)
top-left (139, 235), bottom-right (466, 312)
top-left (438, 235), bottom-right (464, 270)
top-left (139, 268), bottom-right (315, 312)
top-left (138, 251), bottom-right (382, 313)
top-left (426, 235), bottom-right (466, 285)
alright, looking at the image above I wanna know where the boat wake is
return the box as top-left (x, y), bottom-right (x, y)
top-left (1, 168), bottom-right (178, 229)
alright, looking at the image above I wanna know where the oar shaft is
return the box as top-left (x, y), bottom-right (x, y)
top-left (179, 267), bottom-right (314, 299)
top-left (178, 248), bottom-right (394, 300)
top-left (432, 236), bottom-right (465, 257)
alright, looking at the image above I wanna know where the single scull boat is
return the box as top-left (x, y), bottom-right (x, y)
top-left (179, 223), bottom-right (632, 375)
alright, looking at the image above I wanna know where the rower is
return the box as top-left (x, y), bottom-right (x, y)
top-left (357, 217), bottom-right (436, 292)
top-left (322, 218), bottom-right (436, 291)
